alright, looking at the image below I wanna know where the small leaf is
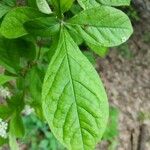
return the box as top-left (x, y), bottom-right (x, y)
top-left (27, 0), bottom-right (37, 8)
top-left (51, 0), bottom-right (74, 14)
top-left (24, 17), bottom-right (60, 37)
top-left (9, 133), bottom-right (19, 150)
top-left (3, 0), bottom-right (16, 7)
top-left (66, 25), bottom-right (83, 45)
top-left (0, 105), bottom-right (12, 119)
top-left (7, 92), bottom-right (24, 112)
top-left (26, 66), bottom-right (45, 119)
top-left (47, 34), bottom-right (60, 61)
top-left (0, 7), bottom-right (46, 38)
top-left (42, 28), bottom-right (109, 150)
top-left (0, 3), bottom-right (11, 18)
top-left (83, 51), bottom-right (96, 65)
top-left (70, 3), bottom-right (82, 14)
top-left (77, 0), bottom-right (99, 9)
top-left (68, 6), bottom-right (133, 47)
top-left (86, 42), bottom-right (108, 57)
top-left (0, 137), bottom-right (8, 146)
top-left (26, 66), bottom-right (43, 101)
top-left (69, 25), bottom-right (108, 57)
top-left (103, 107), bottom-right (119, 141)
top-left (0, 74), bottom-right (15, 85)
top-left (0, 38), bottom-right (36, 73)
top-left (9, 112), bottom-right (25, 138)
top-left (97, 0), bottom-right (131, 6)
top-left (36, 0), bottom-right (52, 14)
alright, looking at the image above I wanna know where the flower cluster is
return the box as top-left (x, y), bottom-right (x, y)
top-left (22, 105), bottom-right (35, 116)
top-left (0, 118), bottom-right (8, 139)
top-left (0, 86), bottom-right (11, 99)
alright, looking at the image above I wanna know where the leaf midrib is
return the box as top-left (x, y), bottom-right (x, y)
top-left (64, 33), bottom-right (85, 150)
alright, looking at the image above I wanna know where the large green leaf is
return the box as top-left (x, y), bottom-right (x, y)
top-left (36, 0), bottom-right (52, 14)
top-left (97, 0), bottom-right (131, 6)
top-left (68, 6), bottom-right (133, 47)
top-left (42, 29), bottom-right (109, 150)
top-left (51, 0), bottom-right (74, 14)
top-left (24, 17), bottom-right (60, 37)
top-left (0, 7), bottom-right (46, 38)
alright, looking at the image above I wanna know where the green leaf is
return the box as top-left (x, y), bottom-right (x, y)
top-left (69, 25), bottom-right (108, 57)
top-left (8, 92), bottom-right (24, 112)
top-left (51, 0), bottom-right (74, 14)
top-left (8, 93), bottom-right (24, 149)
top-left (26, 66), bottom-right (45, 119)
top-left (27, 0), bottom-right (37, 8)
top-left (3, 0), bottom-right (16, 7)
top-left (0, 137), bottom-right (8, 146)
top-left (83, 51), bottom-right (96, 65)
top-left (70, 3), bottom-right (82, 15)
top-left (103, 107), bottom-right (119, 141)
top-left (0, 38), bottom-right (20, 73)
top-left (77, 0), bottom-right (99, 9)
top-left (0, 7), bottom-right (46, 38)
top-left (68, 6), bottom-right (133, 47)
top-left (78, 0), bottom-right (131, 7)
top-left (66, 25), bottom-right (83, 45)
top-left (97, 0), bottom-right (131, 6)
top-left (24, 17), bottom-right (60, 37)
top-left (66, 25), bottom-right (107, 56)
top-left (86, 42), bottom-right (108, 57)
top-left (0, 74), bottom-right (15, 85)
top-left (26, 67), bottom-right (43, 101)
top-left (47, 34), bottom-right (60, 61)
top-left (0, 38), bottom-right (36, 73)
top-left (42, 29), bottom-right (109, 150)
top-left (9, 112), bottom-right (25, 138)
top-left (9, 133), bottom-right (19, 150)
top-left (36, 0), bottom-right (52, 14)
top-left (0, 3), bottom-right (11, 18)
top-left (0, 105), bottom-right (12, 119)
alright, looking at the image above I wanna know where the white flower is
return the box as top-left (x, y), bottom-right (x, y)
top-left (22, 105), bottom-right (35, 116)
top-left (0, 86), bottom-right (11, 99)
top-left (0, 118), bottom-right (8, 139)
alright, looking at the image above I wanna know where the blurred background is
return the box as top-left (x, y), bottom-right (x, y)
top-left (0, 0), bottom-right (150, 150)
